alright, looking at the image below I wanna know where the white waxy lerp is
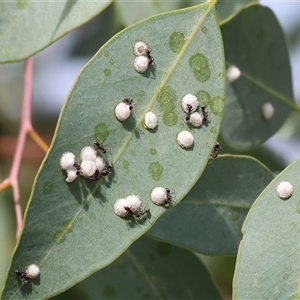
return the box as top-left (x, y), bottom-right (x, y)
top-left (26, 264), bottom-right (40, 279)
top-left (114, 195), bottom-right (142, 217)
top-left (95, 156), bottom-right (106, 171)
top-left (276, 181), bottom-right (293, 199)
top-left (177, 131), bottom-right (194, 148)
top-left (80, 160), bottom-right (96, 177)
top-left (151, 187), bottom-right (169, 206)
top-left (66, 169), bottom-right (78, 183)
top-left (60, 152), bottom-right (75, 170)
top-left (114, 198), bottom-right (130, 217)
top-left (227, 65), bottom-right (241, 82)
top-left (80, 146), bottom-right (97, 161)
top-left (134, 41), bottom-right (148, 56)
top-left (115, 102), bottom-right (131, 121)
top-left (262, 102), bottom-right (274, 120)
top-left (144, 111), bottom-right (158, 129)
top-left (125, 194), bottom-right (142, 212)
top-left (188, 112), bottom-right (203, 127)
top-left (134, 56), bottom-right (149, 73)
top-left (181, 94), bottom-right (199, 113)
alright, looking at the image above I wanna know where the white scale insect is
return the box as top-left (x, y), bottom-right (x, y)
top-left (177, 130), bottom-right (194, 148)
top-left (134, 41), bottom-right (148, 56)
top-left (151, 187), bottom-right (173, 206)
top-left (60, 152), bottom-right (75, 171)
top-left (181, 94), bottom-right (199, 113)
top-left (144, 111), bottom-right (158, 129)
top-left (276, 181), bottom-right (293, 199)
top-left (262, 102), bottom-right (274, 120)
top-left (187, 112), bottom-right (203, 127)
top-left (115, 99), bottom-right (133, 122)
top-left (134, 56), bottom-right (149, 73)
top-left (80, 146), bottom-right (97, 161)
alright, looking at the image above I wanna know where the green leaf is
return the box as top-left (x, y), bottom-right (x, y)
top-left (114, 0), bottom-right (181, 27)
top-left (0, 1), bottom-right (111, 63)
top-left (148, 155), bottom-right (274, 255)
top-left (233, 158), bottom-right (300, 299)
top-left (1, 2), bottom-right (225, 299)
top-left (216, 0), bottom-right (257, 21)
top-left (83, 236), bottom-right (222, 299)
top-left (0, 190), bottom-right (15, 290)
top-left (220, 4), bottom-right (296, 150)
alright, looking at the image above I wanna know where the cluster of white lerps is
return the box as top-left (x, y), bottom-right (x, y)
top-left (114, 187), bottom-right (173, 220)
top-left (60, 145), bottom-right (111, 183)
top-left (61, 42), bottom-right (211, 224)
top-left (114, 194), bottom-right (149, 219)
top-left (133, 41), bottom-right (153, 73)
top-left (177, 93), bottom-right (208, 148)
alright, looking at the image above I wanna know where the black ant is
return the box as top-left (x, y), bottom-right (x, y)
top-left (145, 49), bottom-right (154, 65)
top-left (15, 269), bottom-right (30, 283)
top-left (210, 142), bottom-right (221, 159)
top-left (123, 98), bottom-right (134, 110)
top-left (90, 169), bottom-right (100, 181)
top-left (201, 106), bottom-right (208, 122)
top-left (94, 141), bottom-right (106, 154)
top-left (185, 104), bottom-right (193, 121)
top-left (100, 163), bottom-right (113, 176)
top-left (73, 162), bottom-right (81, 175)
top-left (90, 163), bottom-right (113, 180)
top-left (124, 206), bottom-right (150, 219)
top-left (164, 188), bottom-right (174, 205)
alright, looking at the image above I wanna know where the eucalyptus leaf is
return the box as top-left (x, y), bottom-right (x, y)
top-left (114, 0), bottom-right (181, 27)
top-left (0, 1), bottom-right (111, 63)
top-left (187, 0), bottom-right (257, 21)
top-left (84, 236), bottom-right (222, 300)
top-left (216, 0), bottom-right (257, 21)
top-left (1, 2), bottom-right (225, 299)
top-left (148, 155), bottom-right (274, 255)
top-left (220, 4), bottom-right (296, 150)
top-left (233, 158), bottom-right (300, 299)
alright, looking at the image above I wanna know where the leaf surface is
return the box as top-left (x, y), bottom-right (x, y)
top-left (220, 4), bottom-right (296, 150)
top-left (216, 0), bottom-right (256, 21)
top-left (0, 1), bottom-right (111, 63)
top-left (84, 236), bottom-right (222, 299)
top-left (233, 158), bottom-right (300, 299)
top-left (114, 0), bottom-right (181, 26)
top-left (148, 155), bottom-right (274, 255)
top-left (1, 2), bottom-right (225, 299)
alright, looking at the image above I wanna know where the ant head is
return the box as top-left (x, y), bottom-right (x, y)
top-left (124, 206), bottom-right (131, 212)
top-left (145, 49), bottom-right (154, 64)
top-left (123, 98), bottom-right (133, 105)
top-left (214, 142), bottom-right (221, 149)
top-left (94, 141), bottom-right (106, 154)
top-left (186, 104), bottom-right (193, 113)
top-left (123, 98), bottom-right (134, 110)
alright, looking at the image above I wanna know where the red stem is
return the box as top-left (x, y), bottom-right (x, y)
top-left (9, 57), bottom-right (34, 237)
